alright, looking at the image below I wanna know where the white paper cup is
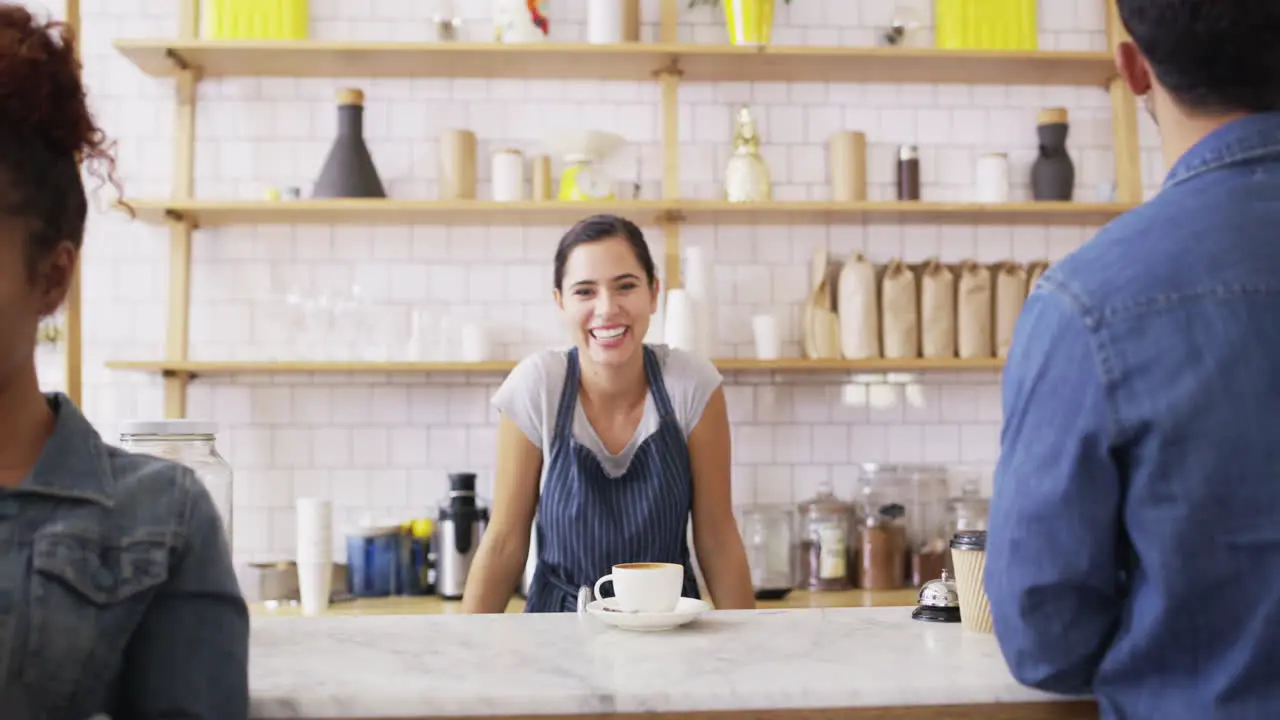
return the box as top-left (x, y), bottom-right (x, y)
top-left (295, 497), bottom-right (332, 566)
top-left (752, 313), bottom-right (781, 359)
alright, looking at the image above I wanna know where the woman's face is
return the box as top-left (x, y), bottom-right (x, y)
top-left (555, 236), bottom-right (658, 367)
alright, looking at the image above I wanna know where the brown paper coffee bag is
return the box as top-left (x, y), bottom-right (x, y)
top-left (919, 258), bottom-right (956, 358)
top-left (880, 259), bottom-right (919, 358)
top-left (994, 261), bottom-right (1028, 358)
top-left (956, 260), bottom-right (993, 359)
top-left (1025, 260), bottom-right (1049, 297)
top-left (837, 253), bottom-right (881, 359)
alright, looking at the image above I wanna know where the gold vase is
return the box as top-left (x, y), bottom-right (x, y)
top-left (722, 0), bottom-right (775, 46)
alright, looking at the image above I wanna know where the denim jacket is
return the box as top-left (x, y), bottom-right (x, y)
top-left (987, 111), bottom-right (1280, 719)
top-left (0, 393), bottom-right (249, 720)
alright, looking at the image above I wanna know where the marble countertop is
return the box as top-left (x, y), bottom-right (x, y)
top-left (250, 588), bottom-right (922, 617)
top-left (249, 606), bottom-right (1092, 719)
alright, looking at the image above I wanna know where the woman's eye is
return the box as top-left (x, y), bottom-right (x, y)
top-left (574, 289), bottom-right (593, 297)
top-left (617, 283), bottom-right (637, 291)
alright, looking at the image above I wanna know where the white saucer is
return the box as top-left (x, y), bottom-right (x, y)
top-left (585, 597), bottom-right (711, 632)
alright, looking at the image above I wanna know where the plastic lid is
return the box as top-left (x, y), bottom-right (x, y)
top-left (950, 529), bottom-right (988, 551)
top-left (119, 419), bottom-right (219, 436)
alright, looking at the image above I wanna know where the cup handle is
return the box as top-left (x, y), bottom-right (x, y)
top-left (593, 574), bottom-right (613, 603)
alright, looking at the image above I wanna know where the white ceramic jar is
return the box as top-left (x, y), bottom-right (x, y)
top-left (491, 148), bottom-right (525, 202)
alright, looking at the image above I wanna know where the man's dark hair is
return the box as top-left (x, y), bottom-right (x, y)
top-left (1116, 0), bottom-right (1280, 114)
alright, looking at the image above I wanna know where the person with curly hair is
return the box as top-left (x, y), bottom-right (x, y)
top-left (0, 5), bottom-right (248, 718)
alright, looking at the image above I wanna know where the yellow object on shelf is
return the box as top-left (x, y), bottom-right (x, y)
top-left (202, 0), bottom-right (309, 40)
top-left (722, 0), bottom-right (775, 46)
top-left (934, 0), bottom-right (1036, 51)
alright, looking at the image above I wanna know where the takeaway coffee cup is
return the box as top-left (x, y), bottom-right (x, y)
top-left (593, 562), bottom-right (683, 613)
top-left (950, 530), bottom-right (993, 633)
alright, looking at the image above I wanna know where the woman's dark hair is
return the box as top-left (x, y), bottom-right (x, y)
top-left (553, 214), bottom-right (657, 291)
top-left (0, 5), bottom-right (121, 278)
top-left (1117, 0), bottom-right (1280, 114)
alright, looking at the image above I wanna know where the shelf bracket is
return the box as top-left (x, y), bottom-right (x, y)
top-left (164, 208), bottom-right (187, 224)
top-left (652, 58), bottom-right (684, 80)
top-left (164, 48), bottom-right (191, 72)
top-left (658, 210), bottom-right (686, 224)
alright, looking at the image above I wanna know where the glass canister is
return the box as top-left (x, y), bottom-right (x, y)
top-left (856, 463), bottom-right (910, 590)
top-left (796, 480), bottom-right (854, 591)
top-left (118, 420), bottom-right (234, 547)
top-left (900, 464), bottom-right (951, 586)
top-left (737, 504), bottom-right (797, 599)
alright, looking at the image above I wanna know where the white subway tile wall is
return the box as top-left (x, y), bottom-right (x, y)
top-left (33, 0), bottom-right (1164, 563)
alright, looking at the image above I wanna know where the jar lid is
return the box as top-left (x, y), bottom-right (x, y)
top-left (898, 145), bottom-right (919, 161)
top-left (119, 419), bottom-right (219, 436)
top-left (950, 529), bottom-right (988, 551)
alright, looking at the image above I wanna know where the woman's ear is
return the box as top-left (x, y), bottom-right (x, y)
top-left (552, 287), bottom-right (563, 310)
top-left (649, 277), bottom-right (661, 314)
top-left (36, 241), bottom-right (77, 317)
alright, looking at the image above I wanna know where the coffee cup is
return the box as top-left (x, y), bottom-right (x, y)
top-left (593, 562), bottom-right (683, 613)
top-left (949, 530), bottom-right (993, 633)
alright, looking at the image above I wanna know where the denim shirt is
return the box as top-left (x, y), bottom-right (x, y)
top-left (987, 111), bottom-right (1280, 719)
top-left (0, 393), bottom-right (249, 719)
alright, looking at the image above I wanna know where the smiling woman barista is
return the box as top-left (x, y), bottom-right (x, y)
top-left (461, 214), bottom-right (756, 613)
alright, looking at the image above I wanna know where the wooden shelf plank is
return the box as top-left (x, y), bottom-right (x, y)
top-left (113, 39), bottom-right (1116, 87)
top-left (105, 358), bottom-right (1003, 375)
top-left (120, 198), bottom-right (1132, 228)
top-left (123, 199), bottom-right (677, 227)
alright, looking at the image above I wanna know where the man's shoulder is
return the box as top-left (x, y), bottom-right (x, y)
top-left (1041, 192), bottom-right (1196, 317)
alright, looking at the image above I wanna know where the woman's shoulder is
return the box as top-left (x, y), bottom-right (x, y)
top-left (106, 446), bottom-right (220, 528)
top-left (646, 344), bottom-right (723, 435)
top-left (491, 347), bottom-right (572, 449)
top-left (502, 347), bottom-right (570, 396)
top-left (649, 344), bottom-right (723, 388)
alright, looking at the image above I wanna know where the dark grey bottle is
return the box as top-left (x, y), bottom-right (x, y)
top-left (1031, 107), bottom-right (1074, 201)
top-left (312, 88), bottom-right (387, 198)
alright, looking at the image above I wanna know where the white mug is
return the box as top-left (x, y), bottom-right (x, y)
top-left (594, 562), bottom-right (683, 613)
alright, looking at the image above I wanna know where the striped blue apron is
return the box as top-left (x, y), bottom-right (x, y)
top-left (524, 346), bottom-right (701, 613)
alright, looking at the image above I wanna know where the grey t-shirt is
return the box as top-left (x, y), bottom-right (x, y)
top-left (490, 344), bottom-right (724, 484)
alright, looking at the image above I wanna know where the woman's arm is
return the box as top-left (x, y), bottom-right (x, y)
top-left (688, 387), bottom-right (756, 609)
top-left (117, 473), bottom-right (249, 719)
top-left (461, 413), bottom-right (542, 613)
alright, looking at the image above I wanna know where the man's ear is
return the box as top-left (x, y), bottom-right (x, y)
top-left (1114, 40), bottom-right (1153, 96)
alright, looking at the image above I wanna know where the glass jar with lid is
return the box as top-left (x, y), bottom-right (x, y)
top-left (737, 503), bottom-right (797, 600)
top-left (796, 480), bottom-right (854, 591)
top-left (118, 420), bottom-right (234, 547)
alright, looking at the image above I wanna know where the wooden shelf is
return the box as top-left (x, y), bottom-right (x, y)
top-left (121, 198), bottom-right (1132, 228)
top-left (105, 358), bottom-right (1003, 375)
top-left (113, 39), bottom-right (1117, 87)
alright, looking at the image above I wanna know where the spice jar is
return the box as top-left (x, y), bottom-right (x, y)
top-left (118, 420), bottom-right (234, 547)
top-left (796, 481), bottom-right (854, 591)
top-left (896, 144), bottom-right (920, 201)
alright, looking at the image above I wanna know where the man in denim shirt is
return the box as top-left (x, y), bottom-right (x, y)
top-left (986, 1), bottom-right (1280, 718)
top-left (0, 6), bottom-right (249, 718)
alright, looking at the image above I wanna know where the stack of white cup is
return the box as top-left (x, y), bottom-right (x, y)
top-left (295, 498), bottom-right (333, 616)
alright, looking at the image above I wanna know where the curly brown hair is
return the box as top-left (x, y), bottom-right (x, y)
top-left (0, 4), bottom-right (122, 276)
